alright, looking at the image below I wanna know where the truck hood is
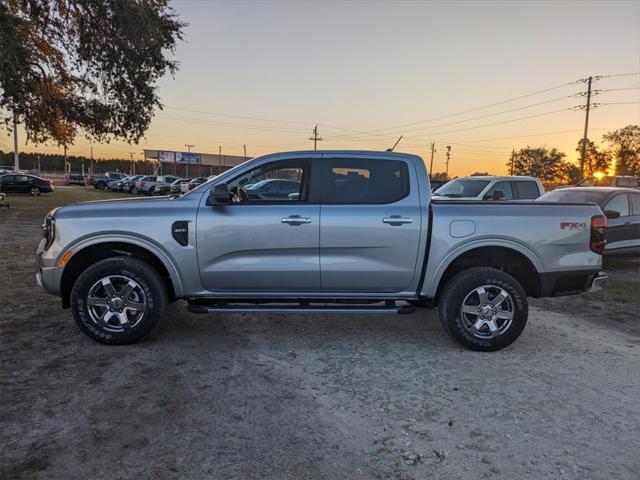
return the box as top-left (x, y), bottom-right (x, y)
top-left (53, 195), bottom-right (184, 219)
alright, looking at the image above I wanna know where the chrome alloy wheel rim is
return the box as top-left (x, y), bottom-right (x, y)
top-left (460, 285), bottom-right (514, 339)
top-left (86, 275), bottom-right (147, 332)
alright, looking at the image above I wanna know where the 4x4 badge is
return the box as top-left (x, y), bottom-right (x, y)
top-left (560, 222), bottom-right (587, 230)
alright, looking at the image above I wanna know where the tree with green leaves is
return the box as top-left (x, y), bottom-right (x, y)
top-left (576, 138), bottom-right (611, 177)
top-left (508, 147), bottom-right (567, 183)
top-left (0, 0), bottom-right (184, 147)
top-left (602, 125), bottom-right (640, 176)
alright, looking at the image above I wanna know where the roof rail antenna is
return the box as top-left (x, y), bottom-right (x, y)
top-left (386, 135), bottom-right (403, 152)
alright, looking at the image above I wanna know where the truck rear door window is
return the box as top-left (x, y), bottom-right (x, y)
top-left (514, 181), bottom-right (540, 199)
top-left (323, 159), bottom-right (409, 204)
top-left (630, 193), bottom-right (640, 215)
top-left (485, 181), bottom-right (514, 200)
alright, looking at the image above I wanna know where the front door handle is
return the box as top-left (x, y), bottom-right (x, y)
top-left (281, 215), bottom-right (312, 225)
top-left (382, 215), bottom-right (413, 226)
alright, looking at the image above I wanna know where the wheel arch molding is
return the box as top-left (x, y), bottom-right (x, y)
top-left (422, 240), bottom-right (544, 301)
top-left (59, 235), bottom-right (183, 308)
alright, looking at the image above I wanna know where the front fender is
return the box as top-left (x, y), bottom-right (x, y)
top-left (63, 233), bottom-right (185, 297)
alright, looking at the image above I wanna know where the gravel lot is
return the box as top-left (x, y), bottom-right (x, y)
top-left (1, 189), bottom-right (639, 479)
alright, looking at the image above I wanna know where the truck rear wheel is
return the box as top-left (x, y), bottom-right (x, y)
top-left (438, 267), bottom-right (528, 351)
top-left (70, 257), bottom-right (167, 345)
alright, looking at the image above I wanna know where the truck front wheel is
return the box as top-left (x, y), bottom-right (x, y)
top-left (70, 257), bottom-right (167, 345)
top-left (438, 267), bottom-right (528, 351)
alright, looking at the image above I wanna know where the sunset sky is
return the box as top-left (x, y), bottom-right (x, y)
top-left (3, 0), bottom-right (639, 176)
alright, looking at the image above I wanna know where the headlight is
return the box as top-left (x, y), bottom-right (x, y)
top-left (42, 209), bottom-right (59, 250)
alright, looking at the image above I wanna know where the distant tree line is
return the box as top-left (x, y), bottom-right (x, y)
top-left (0, 150), bottom-right (156, 175)
top-left (508, 125), bottom-right (640, 184)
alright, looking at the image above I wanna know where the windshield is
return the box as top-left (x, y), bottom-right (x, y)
top-left (577, 177), bottom-right (615, 187)
top-left (434, 179), bottom-right (490, 197)
top-left (537, 190), bottom-right (605, 204)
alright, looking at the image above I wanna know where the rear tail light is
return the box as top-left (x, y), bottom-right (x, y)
top-left (590, 214), bottom-right (607, 255)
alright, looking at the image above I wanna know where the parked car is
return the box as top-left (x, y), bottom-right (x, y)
top-left (64, 172), bottom-right (86, 186)
top-left (119, 175), bottom-right (143, 193)
top-left (134, 175), bottom-right (179, 195)
top-left (570, 175), bottom-right (639, 189)
top-left (538, 187), bottom-right (640, 256)
top-left (36, 150), bottom-right (607, 351)
top-left (155, 178), bottom-right (189, 196)
top-left (0, 173), bottom-right (54, 195)
top-left (429, 179), bottom-right (449, 192)
top-left (432, 176), bottom-right (544, 200)
top-left (186, 177), bottom-right (209, 192)
top-left (88, 172), bottom-right (127, 189)
top-left (243, 178), bottom-right (301, 200)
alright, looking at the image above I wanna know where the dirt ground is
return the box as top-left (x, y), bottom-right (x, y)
top-left (1, 188), bottom-right (639, 480)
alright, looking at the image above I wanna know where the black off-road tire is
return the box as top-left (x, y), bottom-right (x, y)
top-left (70, 257), bottom-right (167, 345)
top-left (438, 267), bottom-right (528, 351)
top-left (95, 181), bottom-right (106, 190)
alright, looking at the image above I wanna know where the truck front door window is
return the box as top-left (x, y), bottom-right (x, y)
top-left (228, 160), bottom-right (308, 203)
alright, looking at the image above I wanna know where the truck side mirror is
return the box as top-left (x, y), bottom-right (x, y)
top-left (604, 210), bottom-right (620, 219)
top-left (210, 183), bottom-right (229, 205)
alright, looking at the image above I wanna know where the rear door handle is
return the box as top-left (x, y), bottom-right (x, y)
top-left (281, 215), bottom-right (312, 225)
top-left (382, 216), bottom-right (413, 225)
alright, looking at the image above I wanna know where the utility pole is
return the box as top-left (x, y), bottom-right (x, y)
top-left (12, 111), bottom-right (19, 170)
top-left (184, 143), bottom-right (194, 178)
top-left (445, 145), bottom-right (452, 178)
top-left (219, 145), bottom-right (222, 174)
top-left (579, 76), bottom-right (593, 181)
top-left (63, 145), bottom-right (68, 174)
top-left (90, 146), bottom-right (94, 176)
top-left (429, 143), bottom-right (435, 180)
top-left (509, 149), bottom-right (515, 175)
top-left (243, 144), bottom-right (247, 159)
top-left (129, 151), bottom-right (136, 176)
top-left (309, 124), bottom-right (322, 150)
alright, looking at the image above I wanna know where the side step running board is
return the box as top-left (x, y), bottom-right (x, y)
top-left (187, 301), bottom-right (416, 315)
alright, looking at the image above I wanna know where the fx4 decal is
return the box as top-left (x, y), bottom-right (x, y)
top-left (560, 222), bottom-right (587, 230)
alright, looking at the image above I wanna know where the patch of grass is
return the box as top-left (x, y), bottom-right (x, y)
top-left (600, 280), bottom-right (640, 305)
top-left (0, 188), bottom-right (129, 220)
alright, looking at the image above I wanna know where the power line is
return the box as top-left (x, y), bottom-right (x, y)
top-left (157, 114), bottom-right (308, 134)
top-left (319, 79), bottom-right (582, 138)
top-left (328, 93), bottom-right (580, 141)
top-left (163, 105), bottom-right (312, 126)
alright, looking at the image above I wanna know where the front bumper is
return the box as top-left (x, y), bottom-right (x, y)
top-left (589, 272), bottom-right (608, 293)
top-left (36, 237), bottom-right (63, 295)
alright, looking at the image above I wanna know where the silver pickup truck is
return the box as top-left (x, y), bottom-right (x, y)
top-left (36, 151), bottom-right (608, 351)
